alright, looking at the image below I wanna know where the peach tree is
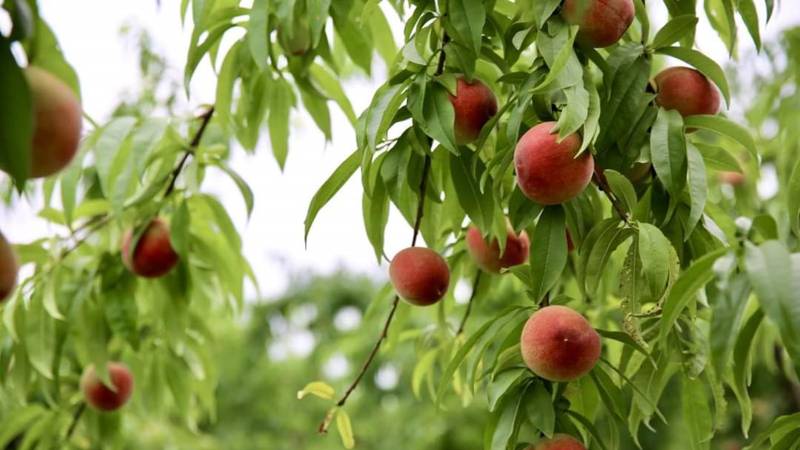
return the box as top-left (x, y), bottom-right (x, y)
top-left (0, 0), bottom-right (796, 449)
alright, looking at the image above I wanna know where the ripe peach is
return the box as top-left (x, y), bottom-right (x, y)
top-left (562, 0), bottom-right (635, 48)
top-left (466, 224), bottom-right (529, 273)
top-left (718, 171), bottom-right (745, 186)
top-left (122, 218), bottom-right (179, 278)
top-left (278, 18), bottom-right (311, 56)
top-left (528, 434), bottom-right (587, 450)
top-left (0, 233), bottom-right (18, 302)
top-left (514, 122), bottom-right (594, 205)
top-left (389, 247), bottom-right (450, 306)
top-left (25, 66), bottom-right (82, 178)
top-left (81, 362), bottom-right (134, 412)
top-left (520, 305), bottom-right (601, 381)
top-left (449, 76), bottom-right (498, 145)
top-left (654, 67), bottom-right (720, 118)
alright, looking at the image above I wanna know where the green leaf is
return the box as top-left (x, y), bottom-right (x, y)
top-left (693, 142), bottom-right (742, 172)
top-left (737, 0), bottom-right (761, 50)
top-left (0, 405), bottom-right (46, 447)
top-left (336, 409), bottom-right (355, 449)
top-left (745, 242), bottom-right (800, 378)
top-left (28, 18), bottom-right (81, 98)
top-left (603, 170), bottom-right (637, 214)
top-left (305, 149), bottom-right (362, 244)
top-left (268, 78), bottom-right (292, 169)
top-left (651, 108), bottom-right (688, 196)
top-left (420, 83), bottom-right (457, 153)
top-left (358, 82), bottom-right (409, 153)
top-left (683, 377), bottom-right (713, 450)
top-left (171, 201), bottom-right (191, 258)
top-left (583, 220), bottom-right (634, 294)
top-left (684, 115), bottom-right (758, 162)
top-left (93, 117), bottom-right (138, 198)
top-left (789, 157), bottom-right (800, 237)
top-left (297, 381), bottom-right (335, 400)
top-left (491, 389), bottom-right (523, 450)
top-left (685, 143), bottom-right (707, 237)
top-left (218, 162), bottom-right (255, 219)
top-left (448, 0), bottom-right (486, 56)
top-left (638, 223), bottom-right (671, 300)
top-left (216, 40), bottom-right (241, 130)
top-left (362, 175), bottom-right (390, 263)
top-left (448, 151), bottom-right (493, 231)
top-left (307, 0), bottom-right (332, 46)
top-left (650, 15), bottom-right (699, 49)
top-left (0, 35), bottom-right (33, 187)
top-left (709, 274), bottom-right (750, 377)
top-left (247, 0), bottom-right (269, 69)
top-left (310, 63), bottom-right (357, 125)
top-left (659, 247), bottom-right (728, 343)
top-left (567, 411), bottom-right (609, 450)
top-left (529, 206), bottom-right (568, 302)
top-left (655, 46), bottom-right (731, 106)
top-left (524, 381), bottom-right (555, 437)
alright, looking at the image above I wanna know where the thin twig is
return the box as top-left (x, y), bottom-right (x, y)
top-left (164, 106), bottom-right (215, 198)
top-left (65, 403), bottom-right (86, 440)
top-left (457, 271), bottom-right (483, 335)
top-left (592, 172), bottom-right (631, 224)
top-left (319, 30), bottom-right (449, 434)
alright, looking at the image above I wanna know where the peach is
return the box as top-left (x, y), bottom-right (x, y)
top-left (514, 122), bottom-right (594, 205)
top-left (122, 218), bottom-right (179, 278)
top-left (278, 18), bottom-right (311, 56)
top-left (718, 171), bottom-right (745, 186)
top-left (466, 224), bottom-right (530, 273)
top-left (0, 233), bottom-right (18, 302)
top-left (654, 67), bottom-right (721, 118)
top-left (81, 362), bottom-right (134, 412)
top-left (562, 0), bottom-right (635, 48)
top-left (520, 305), bottom-right (601, 381)
top-left (528, 434), bottom-right (587, 450)
top-left (25, 66), bottom-right (82, 178)
top-left (389, 247), bottom-right (450, 306)
top-left (449, 76), bottom-right (498, 145)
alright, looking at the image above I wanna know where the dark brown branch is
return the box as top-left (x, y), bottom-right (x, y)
top-left (164, 106), bottom-right (215, 198)
top-left (592, 172), bottom-right (631, 224)
top-left (457, 271), bottom-right (482, 335)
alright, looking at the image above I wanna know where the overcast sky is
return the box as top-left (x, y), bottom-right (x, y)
top-left (1, 1), bottom-right (798, 298)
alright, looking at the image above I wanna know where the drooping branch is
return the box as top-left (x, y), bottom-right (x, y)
top-left (64, 403), bottom-right (86, 441)
top-left (319, 31), bottom-right (449, 435)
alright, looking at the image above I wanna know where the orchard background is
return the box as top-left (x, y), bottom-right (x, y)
top-left (1, 0), bottom-right (800, 449)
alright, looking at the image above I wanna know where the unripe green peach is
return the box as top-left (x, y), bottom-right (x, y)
top-left (449, 76), bottom-right (498, 145)
top-left (389, 247), bottom-right (450, 306)
top-left (466, 224), bottom-right (529, 273)
top-left (562, 0), bottom-right (635, 48)
top-left (528, 434), bottom-right (587, 450)
top-left (25, 66), bottom-right (82, 178)
top-left (654, 67), bottom-right (721, 118)
top-left (520, 305), bottom-right (601, 382)
top-left (278, 18), bottom-right (311, 56)
top-left (514, 122), bottom-right (594, 205)
top-left (81, 362), bottom-right (134, 412)
top-left (122, 218), bottom-right (179, 278)
top-left (0, 233), bottom-right (18, 302)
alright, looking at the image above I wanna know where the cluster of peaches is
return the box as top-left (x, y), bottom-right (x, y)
top-left (386, 0), bottom-right (722, 447)
top-left (0, 68), bottom-right (182, 413)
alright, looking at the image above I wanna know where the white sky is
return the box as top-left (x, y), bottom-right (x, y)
top-left (1, 1), bottom-right (798, 298)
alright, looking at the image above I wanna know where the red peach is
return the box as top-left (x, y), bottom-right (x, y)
top-left (122, 218), bottom-right (179, 278)
top-left (520, 305), bottom-right (601, 381)
top-left (25, 66), bottom-right (82, 178)
top-left (514, 122), bottom-right (594, 205)
top-left (718, 171), bottom-right (745, 186)
top-left (0, 232), bottom-right (18, 302)
top-left (528, 434), bottom-right (587, 450)
top-left (466, 224), bottom-right (530, 273)
top-left (562, 0), bottom-right (635, 48)
top-left (449, 76), bottom-right (498, 145)
top-left (654, 67), bottom-right (721, 118)
top-left (389, 247), bottom-right (450, 306)
top-left (81, 362), bottom-right (134, 412)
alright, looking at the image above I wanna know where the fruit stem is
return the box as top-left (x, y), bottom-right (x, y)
top-left (591, 172), bottom-right (631, 224)
top-left (457, 271), bottom-right (482, 335)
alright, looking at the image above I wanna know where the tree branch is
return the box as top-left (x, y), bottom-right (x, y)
top-left (164, 106), bottom-right (215, 198)
top-left (457, 271), bottom-right (482, 335)
top-left (64, 403), bottom-right (86, 441)
top-left (592, 172), bottom-right (631, 224)
top-left (319, 30), bottom-right (450, 435)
